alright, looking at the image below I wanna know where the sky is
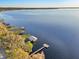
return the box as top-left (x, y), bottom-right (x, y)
top-left (0, 0), bottom-right (79, 7)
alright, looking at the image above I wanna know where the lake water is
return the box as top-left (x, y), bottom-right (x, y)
top-left (0, 9), bottom-right (79, 59)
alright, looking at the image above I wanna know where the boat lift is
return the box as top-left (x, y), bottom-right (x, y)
top-left (30, 43), bottom-right (49, 56)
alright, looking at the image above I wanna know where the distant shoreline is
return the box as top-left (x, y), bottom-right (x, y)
top-left (0, 7), bottom-right (79, 11)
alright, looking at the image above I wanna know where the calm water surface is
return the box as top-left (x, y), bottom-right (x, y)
top-left (0, 9), bottom-right (79, 59)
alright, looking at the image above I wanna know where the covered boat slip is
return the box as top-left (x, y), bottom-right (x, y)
top-left (0, 20), bottom-right (49, 59)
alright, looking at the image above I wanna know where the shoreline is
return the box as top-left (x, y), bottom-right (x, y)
top-left (0, 7), bottom-right (79, 12)
top-left (0, 7), bottom-right (79, 11)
